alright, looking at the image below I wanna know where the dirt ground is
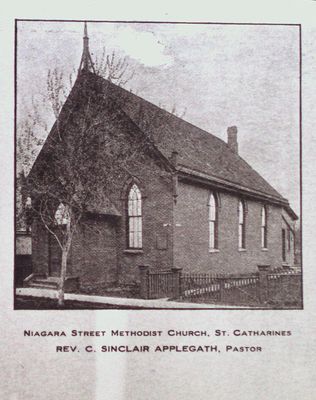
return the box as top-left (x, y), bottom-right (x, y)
top-left (14, 295), bottom-right (148, 310)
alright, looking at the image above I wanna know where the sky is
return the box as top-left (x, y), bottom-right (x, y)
top-left (16, 21), bottom-right (300, 214)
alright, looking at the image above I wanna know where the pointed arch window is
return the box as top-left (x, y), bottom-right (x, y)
top-left (261, 205), bottom-right (268, 248)
top-left (54, 203), bottom-right (70, 226)
top-left (208, 193), bottom-right (218, 250)
top-left (238, 200), bottom-right (246, 249)
top-left (127, 184), bottom-right (142, 249)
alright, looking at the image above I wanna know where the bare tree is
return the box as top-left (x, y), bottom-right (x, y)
top-left (17, 40), bottom-right (141, 302)
top-left (18, 55), bottom-right (131, 180)
top-left (16, 99), bottom-right (47, 174)
top-left (16, 99), bottom-right (48, 232)
top-left (24, 71), bottom-right (159, 306)
top-left (94, 48), bottom-right (135, 86)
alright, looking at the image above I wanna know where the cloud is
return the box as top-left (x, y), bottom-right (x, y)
top-left (112, 26), bottom-right (173, 68)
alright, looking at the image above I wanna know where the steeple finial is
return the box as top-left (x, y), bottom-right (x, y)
top-left (78, 22), bottom-right (96, 75)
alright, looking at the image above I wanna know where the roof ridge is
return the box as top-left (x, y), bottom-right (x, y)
top-left (79, 72), bottom-right (286, 203)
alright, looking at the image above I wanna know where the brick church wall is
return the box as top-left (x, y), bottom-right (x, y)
top-left (173, 180), bottom-right (286, 274)
top-left (58, 160), bottom-right (175, 291)
top-left (31, 218), bottom-right (49, 276)
top-left (116, 159), bottom-right (174, 286)
top-left (70, 215), bottom-right (119, 293)
top-left (281, 210), bottom-right (296, 267)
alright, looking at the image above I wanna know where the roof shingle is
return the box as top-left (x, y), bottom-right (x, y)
top-left (90, 73), bottom-right (285, 201)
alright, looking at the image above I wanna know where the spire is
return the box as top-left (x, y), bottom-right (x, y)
top-left (78, 22), bottom-right (96, 75)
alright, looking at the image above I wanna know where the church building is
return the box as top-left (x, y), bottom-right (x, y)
top-left (26, 24), bottom-right (298, 295)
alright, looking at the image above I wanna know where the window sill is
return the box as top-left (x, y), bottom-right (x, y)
top-left (209, 249), bottom-right (219, 253)
top-left (261, 248), bottom-right (268, 252)
top-left (238, 248), bottom-right (246, 252)
top-left (124, 249), bottom-right (144, 255)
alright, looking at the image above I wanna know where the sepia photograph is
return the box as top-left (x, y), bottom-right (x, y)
top-left (15, 20), bottom-right (302, 310)
top-left (3, 2), bottom-right (316, 399)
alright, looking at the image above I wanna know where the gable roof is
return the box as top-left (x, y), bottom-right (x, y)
top-left (83, 72), bottom-right (292, 205)
top-left (30, 70), bottom-right (297, 218)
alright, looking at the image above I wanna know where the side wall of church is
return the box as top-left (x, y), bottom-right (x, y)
top-left (173, 180), bottom-right (291, 274)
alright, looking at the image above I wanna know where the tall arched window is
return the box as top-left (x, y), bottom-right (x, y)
top-left (261, 205), bottom-right (268, 248)
top-left (208, 193), bottom-right (218, 250)
top-left (238, 200), bottom-right (246, 249)
top-left (282, 229), bottom-right (286, 262)
top-left (127, 184), bottom-right (142, 249)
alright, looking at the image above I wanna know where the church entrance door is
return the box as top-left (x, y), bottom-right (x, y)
top-left (48, 232), bottom-right (62, 277)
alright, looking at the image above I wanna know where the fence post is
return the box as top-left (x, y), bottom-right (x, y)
top-left (171, 267), bottom-right (182, 299)
top-left (139, 265), bottom-right (150, 299)
top-left (258, 264), bottom-right (270, 304)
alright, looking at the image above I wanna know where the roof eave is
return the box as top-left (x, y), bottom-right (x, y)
top-left (177, 165), bottom-right (289, 207)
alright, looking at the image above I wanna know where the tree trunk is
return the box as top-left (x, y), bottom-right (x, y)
top-left (58, 206), bottom-right (72, 307)
top-left (58, 248), bottom-right (68, 307)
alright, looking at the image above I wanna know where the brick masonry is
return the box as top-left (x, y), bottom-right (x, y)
top-left (173, 180), bottom-right (294, 274)
top-left (32, 217), bottom-right (49, 276)
top-left (282, 209), bottom-right (296, 267)
top-left (32, 173), bottom-right (296, 292)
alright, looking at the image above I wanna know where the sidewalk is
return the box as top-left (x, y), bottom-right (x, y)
top-left (16, 287), bottom-right (252, 309)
